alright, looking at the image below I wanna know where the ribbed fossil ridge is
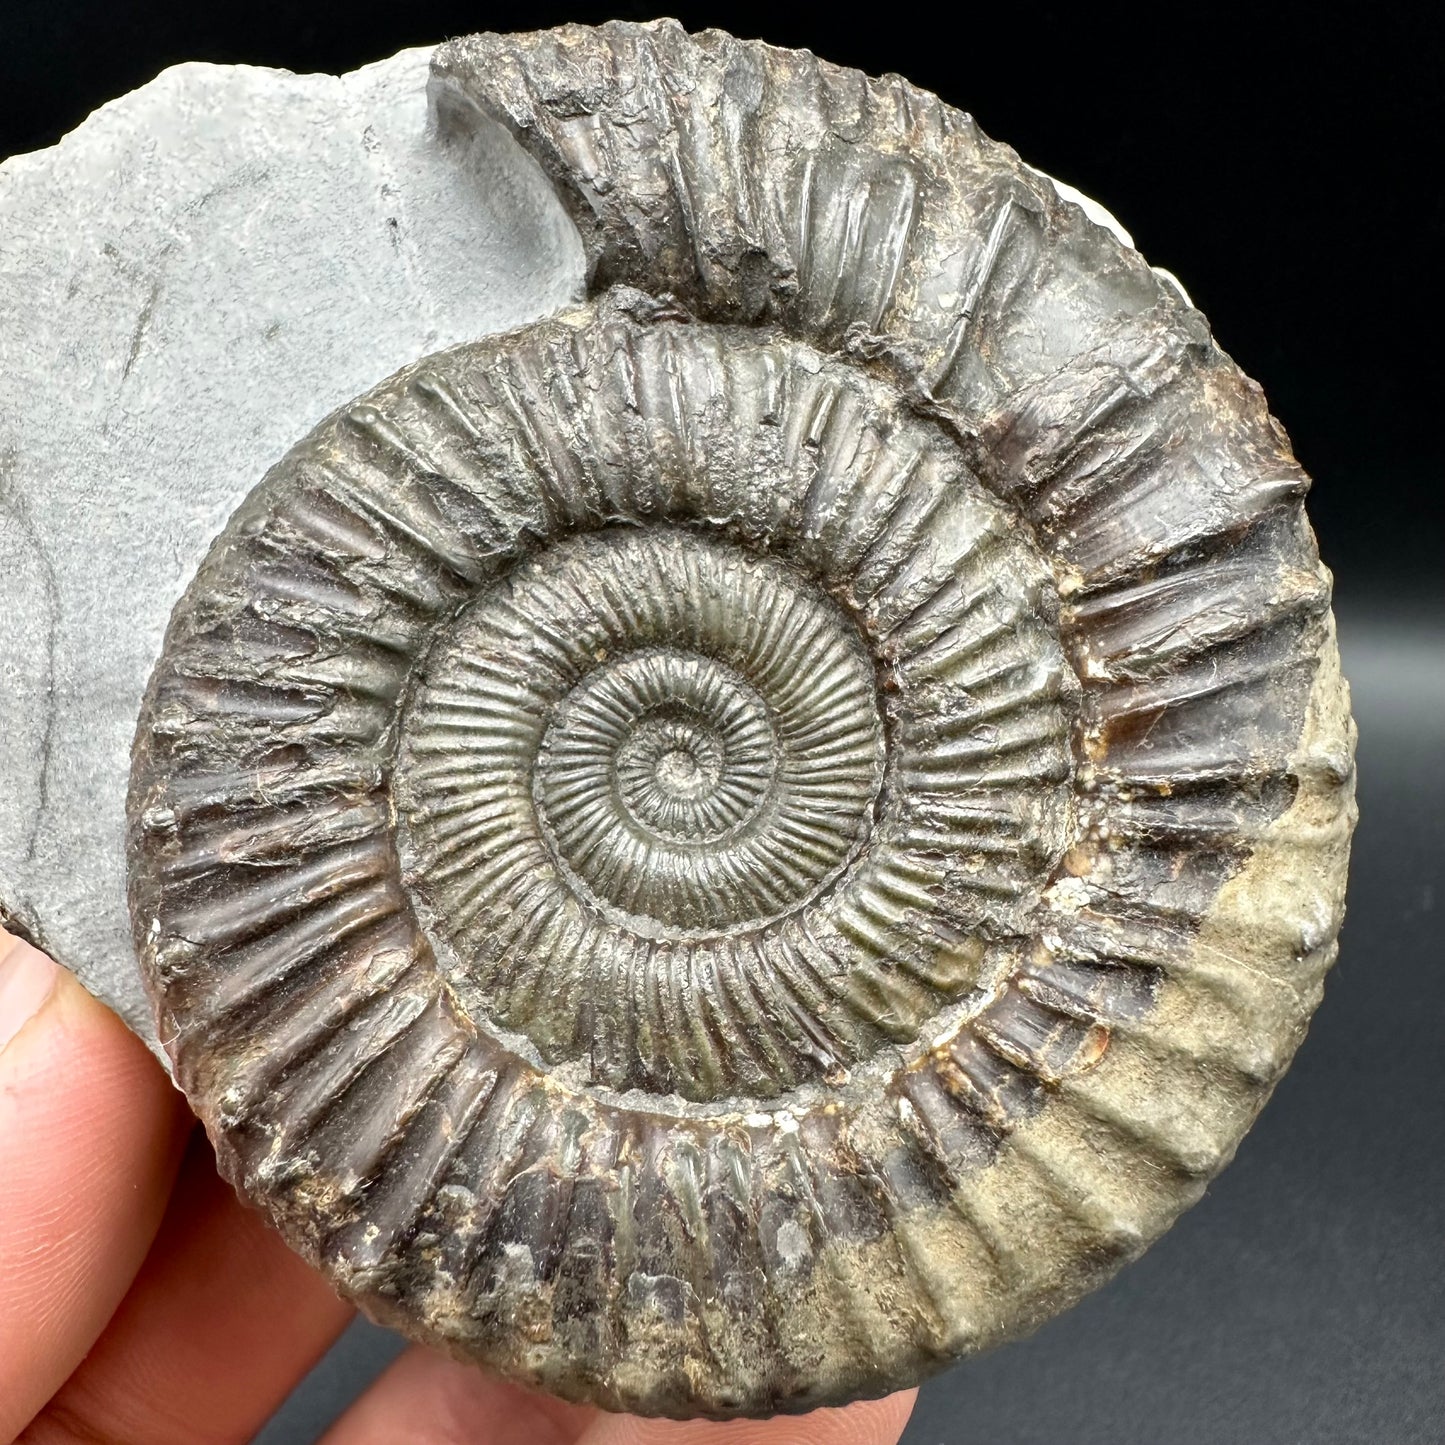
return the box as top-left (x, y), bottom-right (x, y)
top-left (128, 19), bottom-right (1355, 1420)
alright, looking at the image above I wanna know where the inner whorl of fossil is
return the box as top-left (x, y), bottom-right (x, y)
top-left (407, 528), bottom-right (885, 933)
top-left (394, 528), bottom-right (893, 1093)
top-left (391, 510), bottom-right (1072, 1103)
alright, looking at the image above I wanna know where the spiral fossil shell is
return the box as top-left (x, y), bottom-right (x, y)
top-left (126, 19), bottom-right (1356, 1418)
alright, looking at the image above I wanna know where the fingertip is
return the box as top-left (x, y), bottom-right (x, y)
top-left (581, 1388), bottom-right (919, 1445)
top-left (319, 1345), bottom-right (598, 1445)
top-left (32, 1131), bottom-right (354, 1445)
top-left (840, 1389), bottom-right (919, 1445)
top-left (0, 931), bottom-right (59, 1051)
top-left (0, 940), bottom-right (189, 1440)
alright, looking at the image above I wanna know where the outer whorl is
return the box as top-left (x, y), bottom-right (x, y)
top-left (127, 19), bottom-right (1356, 1419)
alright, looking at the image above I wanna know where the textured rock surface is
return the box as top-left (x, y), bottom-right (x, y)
top-left (116, 20), bottom-right (1353, 1420)
top-left (0, 48), bottom-right (584, 1042)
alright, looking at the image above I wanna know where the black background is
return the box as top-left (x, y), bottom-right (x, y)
top-left (3, 3), bottom-right (1440, 1442)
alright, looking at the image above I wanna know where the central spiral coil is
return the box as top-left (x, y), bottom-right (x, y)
top-left (399, 529), bottom-right (885, 945)
top-left (558, 654), bottom-right (771, 848)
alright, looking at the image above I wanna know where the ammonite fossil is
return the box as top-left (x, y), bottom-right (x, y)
top-left (120, 20), bottom-right (1356, 1418)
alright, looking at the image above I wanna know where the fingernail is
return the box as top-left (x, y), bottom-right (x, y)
top-left (0, 937), bottom-right (60, 1053)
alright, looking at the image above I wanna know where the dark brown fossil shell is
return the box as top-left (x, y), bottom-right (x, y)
top-left (126, 19), bottom-right (1356, 1419)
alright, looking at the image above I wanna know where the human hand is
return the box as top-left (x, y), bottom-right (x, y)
top-left (0, 931), bottom-right (917, 1445)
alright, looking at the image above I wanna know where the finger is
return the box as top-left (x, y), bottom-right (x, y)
top-left (0, 932), bottom-right (190, 1443)
top-left (319, 1339), bottom-right (915, 1445)
top-left (318, 1345), bottom-right (596, 1445)
top-left (23, 1129), bottom-right (355, 1445)
top-left (579, 1391), bottom-right (918, 1445)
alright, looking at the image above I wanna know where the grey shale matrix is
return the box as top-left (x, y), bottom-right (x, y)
top-left (8, 20), bottom-right (1356, 1420)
